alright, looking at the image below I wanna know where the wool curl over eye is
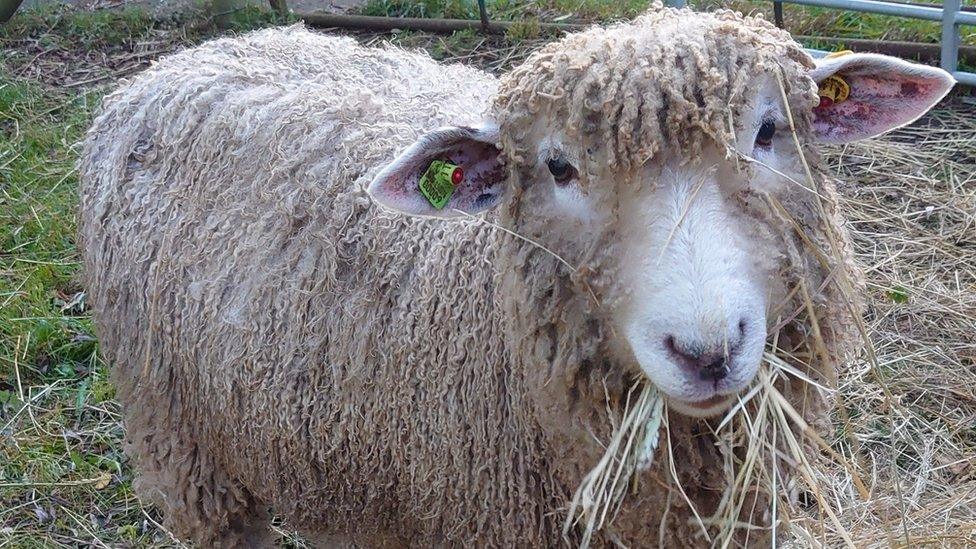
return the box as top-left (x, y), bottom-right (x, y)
top-left (494, 7), bottom-right (819, 178)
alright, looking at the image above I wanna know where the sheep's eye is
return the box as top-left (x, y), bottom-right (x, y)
top-left (547, 157), bottom-right (577, 184)
top-left (755, 121), bottom-right (776, 148)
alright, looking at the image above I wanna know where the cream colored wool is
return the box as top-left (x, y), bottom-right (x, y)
top-left (79, 10), bottom-right (861, 547)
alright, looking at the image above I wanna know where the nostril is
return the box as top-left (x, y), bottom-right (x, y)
top-left (738, 318), bottom-right (747, 339)
top-left (699, 355), bottom-right (729, 382)
top-left (664, 334), bottom-right (732, 382)
top-left (664, 334), bottom-right (678, 355)
top-left (664, 334), bottom-right (703, 362)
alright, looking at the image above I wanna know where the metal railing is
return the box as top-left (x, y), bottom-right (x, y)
top-left (667, 0), bottom-right (973, 85)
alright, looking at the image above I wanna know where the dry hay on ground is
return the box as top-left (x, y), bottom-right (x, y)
top-left (805, 102), bottom-right (976, 547)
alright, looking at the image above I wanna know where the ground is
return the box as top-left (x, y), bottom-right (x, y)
top-left (1, 1), bottom-right (975, 547)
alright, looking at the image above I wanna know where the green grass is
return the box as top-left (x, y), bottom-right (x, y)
top-left (360, 0), bottom-right (976, 53)
top-left (0, 5), bottom-right (157, 49)
top-left (0, 77), bottom-right (161, 546)
top-left (361, 0), bottom-right (652, 22)
top-left (0, 2), bottom-right (295, 51)
top-left (359, 0), bottom-right (975, 71)
top-left (0, 82), bottom-right (98, 400)
top-left (0, 6), bottom-right (300, 546)
top-left (219, 3), bottom-right (299, 31)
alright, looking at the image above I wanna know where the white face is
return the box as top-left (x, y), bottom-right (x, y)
top-left (528, 77), bottom-right (798, 417)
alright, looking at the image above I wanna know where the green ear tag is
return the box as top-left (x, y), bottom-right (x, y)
top-left (419, 160), bottom-right (464, 210)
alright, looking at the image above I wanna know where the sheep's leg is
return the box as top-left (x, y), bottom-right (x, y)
top-left (215, 505), bottom-right (275, 548)
top-left (120, 398), bottom-right (273, 547)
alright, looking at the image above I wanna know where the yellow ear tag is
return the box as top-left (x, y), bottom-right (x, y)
top-left (818, 50), bottom-right (853, 108)
top-left (818, 75), bottom-right (851, 108)
top-left (823, 49), bottom-right (854, 60)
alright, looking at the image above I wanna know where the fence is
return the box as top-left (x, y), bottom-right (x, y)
top-left (287, 0), bottom-right (975, 85)
top-left (666, 0), bottom-right (975, 85)
top-left (6, 0), bottom-right (968, 85)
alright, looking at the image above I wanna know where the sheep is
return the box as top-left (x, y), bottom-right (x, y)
top-left (78, 8), bottom-right (954, 547)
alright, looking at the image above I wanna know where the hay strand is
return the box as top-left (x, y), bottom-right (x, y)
top-left (563, 382), bottom-right (664, 548)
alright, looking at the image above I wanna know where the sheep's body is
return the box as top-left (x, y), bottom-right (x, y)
top-left (80, 18), bottom-right (859, 547)
top-left (80, 28), bottom-right (547, 546)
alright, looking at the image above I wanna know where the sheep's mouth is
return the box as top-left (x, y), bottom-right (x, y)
top-left (686, 394), bottom-right (730, 408)
top-left (668, 393), bottom-right (736, 417)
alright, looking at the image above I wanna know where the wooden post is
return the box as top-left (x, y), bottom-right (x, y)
top-left (476, 0), bottom-right (490, 33)
top-left (269, 0), bottom-right (288, 17)
top-left (212, 0), bottom-right (240, 29)
top-left (774, 1), bottom-right (785, 28)
top-left (0, 0), bottom-right (25, 23)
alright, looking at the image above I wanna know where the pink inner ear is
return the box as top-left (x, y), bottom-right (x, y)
top-left (445, 141), bottom-right (505, 211)
top-left (813, 74), bottom-right (941, 143)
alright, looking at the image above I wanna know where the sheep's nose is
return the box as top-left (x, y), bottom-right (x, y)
top-left (664, 333), bottom-right (741, 382)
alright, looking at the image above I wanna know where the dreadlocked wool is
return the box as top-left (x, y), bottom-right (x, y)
top-left (79, 9), bottom-right (862, 547)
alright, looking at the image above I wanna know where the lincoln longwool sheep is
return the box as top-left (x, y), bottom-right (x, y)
top-left (79, 8), bottom-right (953, 547)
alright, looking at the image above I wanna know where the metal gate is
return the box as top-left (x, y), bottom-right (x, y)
top-left (666, 0), bottom-right (975, 86)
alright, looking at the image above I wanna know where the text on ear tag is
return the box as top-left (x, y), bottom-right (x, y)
top-left (818, 75), bottom-right (851, 108)
top-left (419, 160), bottom-right (464, 209)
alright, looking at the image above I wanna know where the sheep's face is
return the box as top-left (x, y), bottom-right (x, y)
top-left (368, 15), bottom-right (953, 417)
top-left (496, 76), bottom-right (801, 417)
top-left (541, 73), bottom-right (881, 417)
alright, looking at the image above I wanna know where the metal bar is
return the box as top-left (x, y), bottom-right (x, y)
top-left (941, 0), bottom-right (961, 73)
top-left (953, 71), bottom-right (976, 86)
top-left (778, 0), bottom-right (974, 86)
top-left (778, 0), bottom-right (976, 25)
top-left (796, 34), bottom-right (976, 63)
top-left (774, 0), bottom-right (785, 27)
top-left (663, 0), bottom-right (687, 7)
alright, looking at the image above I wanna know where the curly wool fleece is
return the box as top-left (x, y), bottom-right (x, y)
top-left (79, 10), bottom-right (860, 548)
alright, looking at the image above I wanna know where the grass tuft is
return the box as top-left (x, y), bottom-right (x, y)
top-left (361, 0), bottom-right (653, 23)
top-left (0, 76), bottom-right (165, 547)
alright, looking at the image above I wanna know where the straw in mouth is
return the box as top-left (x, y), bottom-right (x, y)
top-left (563, 382), bottom-right (665, 548)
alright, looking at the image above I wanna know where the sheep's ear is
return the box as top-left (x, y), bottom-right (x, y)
top-left (368, 123), bottom-right (506, 218)
top-left (809, 53), bottom-right (955, 143)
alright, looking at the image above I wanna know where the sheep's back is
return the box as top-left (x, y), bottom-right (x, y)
top-left (78, 27), bottom-right (548, 544)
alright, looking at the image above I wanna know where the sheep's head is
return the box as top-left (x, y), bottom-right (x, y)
top-left (368, 9), bottom-right (953, 417)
